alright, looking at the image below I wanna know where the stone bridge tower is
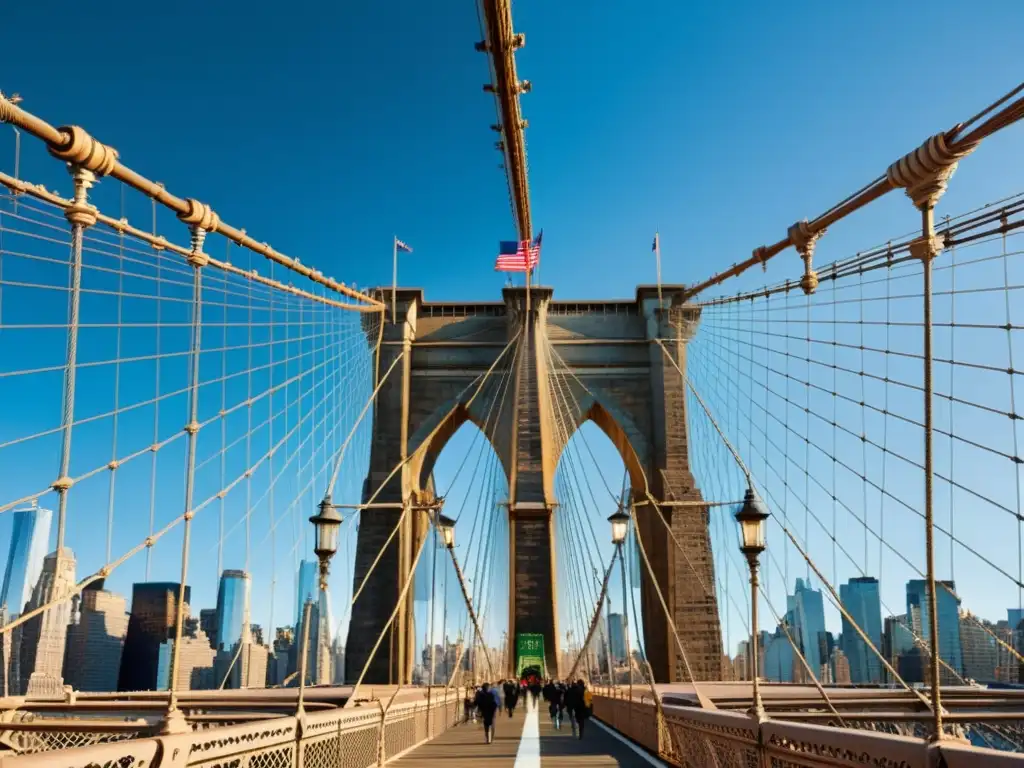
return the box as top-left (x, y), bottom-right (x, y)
top-left (344, 285), bottom-right (722, 685)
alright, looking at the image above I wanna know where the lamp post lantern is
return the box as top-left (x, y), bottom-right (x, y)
top-left (734, 485), bottom-right (769, 720)
top-left (310, 495), bottom-right (343, 590)
top-left (608, 509), bottom-right (629, 546)
top-left (437, 513), bottom-right (456, 550)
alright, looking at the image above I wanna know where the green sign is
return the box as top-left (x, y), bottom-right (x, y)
top-left (516, 633), bottom-right (546, 678)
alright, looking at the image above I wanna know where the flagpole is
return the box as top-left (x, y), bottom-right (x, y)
top-left (391, 236), bottom-right (398, 325)
top-left (655, 230), bottom-right (663, 310)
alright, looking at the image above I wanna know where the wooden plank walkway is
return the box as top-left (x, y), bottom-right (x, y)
top-left (392, 699), bottom-right (666, 766)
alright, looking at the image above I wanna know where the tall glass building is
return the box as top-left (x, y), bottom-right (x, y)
top-left (840, 577), bottom-right (883, 683)
top-left (215, 570), bottom-right (250, 652)
top-left (0, 501), bottom-right (52, 617)
top-left (118, 582), bottom-right (190, 692)
top-left (295, 560), bottom-right (318, 630)
top-left (607, 613), bottom-right (626, 661)
top-left (907, 579), bottom-right (962, 679)
top-left (763, 631), bottom-right (794, 681)
top-left (787, 578), bottom-right (827, 678)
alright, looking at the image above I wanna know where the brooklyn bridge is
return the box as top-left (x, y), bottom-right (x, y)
top-left (0, 0), bottom-right (1023, 766)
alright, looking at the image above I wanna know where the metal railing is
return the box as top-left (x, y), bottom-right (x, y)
top-left (592, 693), bottom-right (1024, 767)
top-left (0, 688), bottom-right (468, 767)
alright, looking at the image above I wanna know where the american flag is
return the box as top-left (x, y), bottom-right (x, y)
top-left (494, 230), bottom-right (543, 272)
top-left (395, 238), bottom-right (413, 253)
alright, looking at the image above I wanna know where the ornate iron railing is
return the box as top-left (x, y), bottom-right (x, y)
top-left (592, 693), bottom-right (1024, 767)
top-left (0, 688), bottom-right (467, 767)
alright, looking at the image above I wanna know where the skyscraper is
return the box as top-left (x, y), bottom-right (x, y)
top-left (295, 596), bottom-right (320, 684)
top-left (907, 579), bottom-right (962, 683)
top-left (607, 613), bottom-right (626, 662)
top-left (840, 577), bottom-right (883, 683)
top-left (118, 583), bottom-right (190, 692)
top-left (199, 608), bottom-right (218, 650)
top-left (157, 629), bottom-right (216, 691)
top-left (960, 613), bottom-right (998, 683)
top-left (18, 547), bottom-right (75, 697)
top-left (215, 570), bottom-right (251, 652)
top-left (0, 501), bottom-right (52, 616)
top-left (883, 614), bottom-right (917, 683)
top-left (831, 648), bottom-right (852, 684)
top-left (63, 582), bottom-right (129, 692)
top-left (763, 630), bottom-right (794, 682)
top-left (295, 560), bottom-right (317, 630)
top-left (788, 578), bottom-right (827, 680)
top-left (267, 627), bottom-right (294, 686)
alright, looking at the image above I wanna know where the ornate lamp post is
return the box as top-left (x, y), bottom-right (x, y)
top-left (604, 510), bottom-right (629, 692)
top-left (607, 508), bottom-right (633, 700)
top-left (735, 485), bottom-right (769, 720)
top-left (310, 495), bottom-right (344, 590)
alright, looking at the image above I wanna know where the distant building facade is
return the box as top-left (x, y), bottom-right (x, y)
top-left (788, 578), bottom-right (827, 680)
top-left (63, 583), bottom-right (128, 692)
top-left (157, 630), bottom-right (216, 691)
top-left (960, 613), bottom-right (998, 683)
top-left (18, 547), bottom-right (76, 697)
top-left (607, 613), bottom-right (626, 662)
top-left (199, 608), bottom-right (218, 650)
top-left (0, 502), bottom-right (52, 616)
top-left (118, 583), bottom-right (190, 692)
top-left (840, 577), bottom-right (882, 683)
top-left (907, 579), bottom-right (962, 683)
top-left (295, 561), bottom-right (317, 630)
top-left (215, 570), bottom-right (250, 652)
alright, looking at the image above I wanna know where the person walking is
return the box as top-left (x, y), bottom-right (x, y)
top-left (574, 681), bottom-right (592, 739)
top-left (529, 679), bottom-right (542, 710)
top-left (503, 679), bottom-right (518, 718)
top-left (564, 679), bottom-right (581, 737)
top-left (547, 682), bottom-right (564, 729)
top-left (475, 682), bottom-right (499, 744)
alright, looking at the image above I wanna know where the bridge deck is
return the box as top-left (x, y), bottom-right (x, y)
top-left (393, 699), bottom-right (664, 766)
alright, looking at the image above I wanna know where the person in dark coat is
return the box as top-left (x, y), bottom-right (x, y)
top-left (564, 680), bottom-right (581, 736)
top-left (547, 682), bottom-right (564, 729)
top-left (528, 680), bottom-right (542, 710)
top-left (574, 680), bottom-right (592, 739)
top-left (474, 682), bottom-right (500, 744)
top-left (502, 679), bottom-right (519, 717)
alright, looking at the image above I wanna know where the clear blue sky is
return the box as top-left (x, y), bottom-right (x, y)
top-left (3, 0), bottom-right (1024, 664)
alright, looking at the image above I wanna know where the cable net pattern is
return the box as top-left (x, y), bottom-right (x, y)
top-left (0, 155), bottom-right (381, 698)
top-left (686, 193), bottom-right (1024, 745)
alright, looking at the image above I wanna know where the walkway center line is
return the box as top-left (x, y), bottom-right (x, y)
top-left (513, 701), bottom-right (541, 768)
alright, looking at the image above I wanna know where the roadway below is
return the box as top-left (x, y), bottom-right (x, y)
top-left (392, 697), bottom-right (667, 766)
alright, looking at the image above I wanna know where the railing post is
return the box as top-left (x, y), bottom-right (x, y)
top-left (376, 699), bottom-right (387, 766)
top-left (162, 200), bottom-right (216, 735)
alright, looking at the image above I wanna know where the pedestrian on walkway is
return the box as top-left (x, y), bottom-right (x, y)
top-left (574, 680), bottom-right (592, 739)
top-left (503, 679), bottom-right (519, 718)
top-left (547, 681), bottom-right (564, 729)
top-left (474, 682), bottom-right (499, 744)
top-left (529, 679), bottom-right (542, 710)
top-left (564, 679), bottom-right (581, 737)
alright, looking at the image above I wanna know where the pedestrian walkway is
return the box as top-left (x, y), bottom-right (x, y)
top-left (392, 699), bottom-right (666, 766)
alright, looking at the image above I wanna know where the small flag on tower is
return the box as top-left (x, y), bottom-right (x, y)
top-left (494, 230), bottom-right (543, 272)
top-left (652, 233), bottom-right (659, 252)
top-left (395, 239), bottom-right (413, 253)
